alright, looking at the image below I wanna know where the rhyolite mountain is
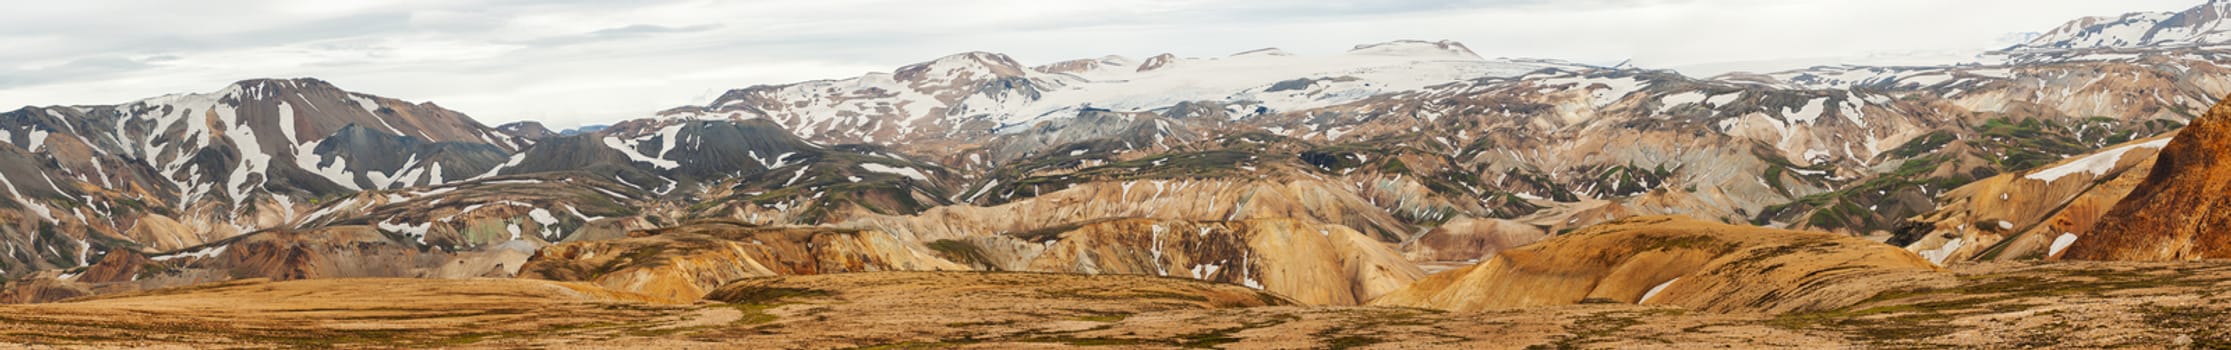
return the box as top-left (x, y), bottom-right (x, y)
top-left (0, 78), bottom-right (527, 277)
top-left (0, 79), bottom-right (971, 282)
top-left (2061, 94), bottom-right (2231, 261)
top-left (10, 1), bottom-right (2231, 303)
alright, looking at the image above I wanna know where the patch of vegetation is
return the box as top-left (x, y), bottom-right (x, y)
top-left (1753, 155), bottom-right (1972, 233)
top-left (1974, 117), bottom-right (2092, 172)
top-left (1584, 162), bottom-right (1677, 197)
top-left (851, 340), bottom-right (985, 349)
top-left (1501, 168), bottom-right (1580, 203)
top-left (2142, 304), bottom-right (2231, 349)
top-left (1071, 312), bottom-right (1132, 323)
top-left (923, 240), bottom-right (990, 268)
top-left (1325, 335), bottom-right (1385, 349)
top-left (712, 287), bottom-right (832, 305)
top-left (1770, 267), bottom-right (2217, 346)
top-left (724, 303), bottom-right (783, 326)
top-left (1526, 309), bottom-right (1680, 350)
top-left (1884, 130), bottom-right (1957, 159)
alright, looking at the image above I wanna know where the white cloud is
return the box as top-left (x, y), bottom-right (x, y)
top-left (0, 0), bottom-right (2205, 128)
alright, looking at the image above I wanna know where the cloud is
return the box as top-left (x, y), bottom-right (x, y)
top-left (0, 0), bottom-right (2208, 128)
top-left (521, 24), bottom-right (723, 47)
top-left (0, 56), bottom-right (161, 88)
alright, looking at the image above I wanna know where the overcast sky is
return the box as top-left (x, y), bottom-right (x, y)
top-left (0, 0), bottom-right (2203, 128)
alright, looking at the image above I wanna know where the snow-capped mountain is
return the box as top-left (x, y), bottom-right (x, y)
top-left (0, 78), bottom-right (534, 276)
top-left (662, 40), bottom-right (1573, 149)
top-left (2015, 0), bottom-right (2231, 50)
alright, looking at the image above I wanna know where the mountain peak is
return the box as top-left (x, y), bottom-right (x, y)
top-left (1347, 40), bottom-right (1481, 59)
top-left (1135, 53), bottom-right (1180, 72)
top-left (217, 77), bottom-right (345, 102)
top-left (893, 51), bottom-right (1028, 82)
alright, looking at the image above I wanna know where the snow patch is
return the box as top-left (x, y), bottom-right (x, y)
top-left (1919, 238), bottom-right (1964, 266)
top-left (859, 163), bottom-right (930, 181)
top-left (2049, 233), bottom-right (2080, 257)
top-left (602, 136), bottom-right (681, 169)
top-left (150, 244), bottom-right (232, 261)
top-left (1639, 278), bottom-right (1679, 304)
top-left (2024, 138), bottom-right (2171, 182)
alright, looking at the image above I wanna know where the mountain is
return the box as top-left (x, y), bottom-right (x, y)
top-left (9, 29), bottom-right (2216, 288)
top-left (15, 2), bottom-right (2231, 348)
top-left (2016, 0), bottom-right (2231, 51)
top-left (659, 40), bottom-right (1562, 156)
top-left (0, 78), bottom-right (528, 279)
top-left (922, 218), bottom-right (1422, 305)
top-left (517, 220), bottom-right (966, 303)
top-left (627, 35), bottom-right (2231, 250)
top-left (14, 33), bottom-right (2224, 286)
top-left (1895, 134), bottom-right (2173, 264)
top-left (2063, 94), bottom-right (2231, 260)
top-left (490, 117), bottom-right (964, 222)
top-left (1371, 216), bottom-right (1951, 314)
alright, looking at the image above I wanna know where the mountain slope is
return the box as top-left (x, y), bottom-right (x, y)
top-left (2065, 94), bottom-right (2231, 260)
top-left (516, 220), bottom-right (965, 302)
top-left (924, 218), bottom-right (1422, 305)
top-left (2017, 0), bottom-right (2231, 50)
top-left (1372, 216), bottom-right (1952, 314)
top-left (1896, 134), bottom-right (2174, 264)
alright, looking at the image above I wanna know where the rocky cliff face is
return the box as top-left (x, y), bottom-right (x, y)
top-left (2065, 94), bottom-right (2231, 261)
top-left (1372, 216), bottom-right (1953, 314)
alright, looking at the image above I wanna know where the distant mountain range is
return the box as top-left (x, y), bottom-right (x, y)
top-left (2016, 0), bottom-right (2231, 50)
top-left (3, 0), bottom-right (2231, 307)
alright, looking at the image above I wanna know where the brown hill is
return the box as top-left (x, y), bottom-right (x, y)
top-left (925, 218), bottom-right (1422, 305)
top-left (2067, 95), bottom-right (2231, 261)
top-left (1401, 217), bottom-right (1550, 271)
top-left (516, 221), bottom-right (965, 302)
top-left (1372, 216), bottom-right (1953, 314)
